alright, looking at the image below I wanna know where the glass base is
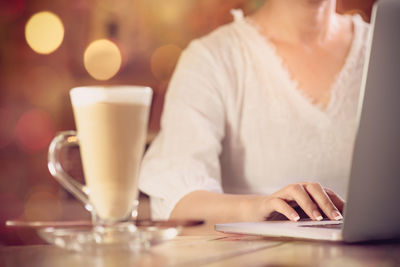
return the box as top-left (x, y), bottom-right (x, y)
top-left (38, 222), bottom-right (180, 252)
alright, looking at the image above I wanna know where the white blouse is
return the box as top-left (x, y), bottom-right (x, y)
top-left (139, 11), bottom-right (370, 220)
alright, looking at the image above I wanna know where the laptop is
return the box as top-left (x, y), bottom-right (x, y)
top-left (215, 0), bottom-right (400, 243)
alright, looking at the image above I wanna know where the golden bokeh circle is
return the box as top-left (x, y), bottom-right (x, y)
top-left (25, 11), bottom-right (64, 54)
top-left (151, 44), bottom-right (182, 81)
top-left (84, 39), bottom-right (122, 81)
top-left (24, 187), bottom-right (62, 221)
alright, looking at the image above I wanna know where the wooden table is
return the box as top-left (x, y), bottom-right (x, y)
top-left (1, 235), bottom-right (400, 267)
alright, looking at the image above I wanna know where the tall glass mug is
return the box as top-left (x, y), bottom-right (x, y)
top-left (48, 86), bottom-right (152, 238)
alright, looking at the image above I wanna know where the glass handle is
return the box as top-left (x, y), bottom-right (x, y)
top-left (48, 131), bottom-right (92, 211)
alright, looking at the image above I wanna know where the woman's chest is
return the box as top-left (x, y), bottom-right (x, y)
top-left (273, 40), bottom-right (353, 109)
top-left (223, 67), bottom-right (361, 170)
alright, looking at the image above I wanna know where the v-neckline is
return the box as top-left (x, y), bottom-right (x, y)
top-left (241, 15), bottom-right (360, 116)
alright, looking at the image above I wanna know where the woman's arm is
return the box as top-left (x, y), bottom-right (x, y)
top-left (139, 39), bottom-right (228, 220)
top-left (170, 183), bottom-right (344, 234)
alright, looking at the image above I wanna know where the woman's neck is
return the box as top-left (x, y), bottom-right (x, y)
top-left (252, 0), bottom-right (338, 45)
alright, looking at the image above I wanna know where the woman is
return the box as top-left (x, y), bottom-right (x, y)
top-left (139, 0), bottom-right (369, 232)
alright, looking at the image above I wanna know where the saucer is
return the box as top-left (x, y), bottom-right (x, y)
top-left (6, 219), bottom-right (204, 252)
top-left (38, 224), bottom-right (180, 252)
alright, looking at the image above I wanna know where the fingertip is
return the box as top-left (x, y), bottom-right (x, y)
top-left (312, 210), bottom-right (323, 221)
top-left (332, 210), bottom-right (343, 221)
top-left (290, 213), bottom-right (300, 222)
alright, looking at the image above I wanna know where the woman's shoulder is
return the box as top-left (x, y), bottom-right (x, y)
top-left (186, 14), bottom-right (247, 60)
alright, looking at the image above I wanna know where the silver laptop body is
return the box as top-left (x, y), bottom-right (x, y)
top-left (215, 0), bottom-right (400, 243)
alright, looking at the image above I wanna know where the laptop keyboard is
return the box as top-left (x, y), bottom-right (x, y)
top-left (299, 222), bottom-right (343, 229)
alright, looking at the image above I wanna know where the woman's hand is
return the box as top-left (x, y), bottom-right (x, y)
top-left (171, 184), bottom-right (345, 223)
top-left (256, 182), bottom-right (344, 222)
top-left (171, 183), bottom-right (345, 234)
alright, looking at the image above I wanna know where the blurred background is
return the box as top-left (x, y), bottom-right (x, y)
top-left (0, 0), bottom-right (376, 245)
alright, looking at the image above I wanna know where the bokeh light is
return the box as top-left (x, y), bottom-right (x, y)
top-left (84, 39), bottom-right (122, 81)
top-left (15, 109), bottom-right (55, 152)
top-left (25, 11), bottom-right (64, 54)
top-left (151, 44), bottom-right (182, 81)
top-left (24, 187), bottom-right (62, 221)
top-left (154, 0), bottom-right (189, 25)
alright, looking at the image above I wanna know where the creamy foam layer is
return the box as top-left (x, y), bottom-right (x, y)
top-left (70, 86), bottom-right (152, 107)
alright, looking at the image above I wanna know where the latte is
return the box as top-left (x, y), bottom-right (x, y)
top-left (70, 87), bottom-right (151, 222)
